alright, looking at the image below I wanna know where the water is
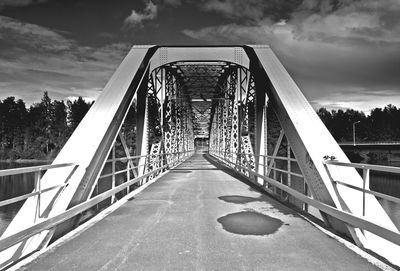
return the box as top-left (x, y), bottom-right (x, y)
top-left (0, 161), bottom-right (47, 234)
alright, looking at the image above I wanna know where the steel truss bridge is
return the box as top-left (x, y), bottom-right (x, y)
top-left (0, 45), bottom-right (399, 270)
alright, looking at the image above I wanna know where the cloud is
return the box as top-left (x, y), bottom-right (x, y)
top-left (163, 0), bottom-right (181, 6)
top-left (200, 0), bottom-right (264, 21)
top-left (185, 0), bottom-right (303, 22)
top-left (182, 0), bottom-right (400, 112)
top-left (124, 1), bottom-right (158, 28)
top-left (292, 0), bottom-right (400, 44)
top-left (183, 23), bottom-right (271, 44)
top-left (0, 16), bottom-right (131, 105)
top-left (184, 0), bottom-right (400, 45)
top-left (0, 0), bottom-right (49, 10)
top-left (0, 16), bottom-right (73, 52)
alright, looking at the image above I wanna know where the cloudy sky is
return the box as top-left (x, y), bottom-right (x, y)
top-left (0, 0), bottom-right (399, 113)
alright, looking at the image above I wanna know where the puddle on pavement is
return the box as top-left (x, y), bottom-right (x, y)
top-left (217, 211), bottom-right (283, 236)
top-left (218, 195), bottom-right (263, 204)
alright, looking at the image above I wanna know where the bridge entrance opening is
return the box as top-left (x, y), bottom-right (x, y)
top-left (194, 138), bottom-right (209, 153)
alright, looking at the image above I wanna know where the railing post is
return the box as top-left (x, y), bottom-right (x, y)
top-left (362, 168), bottom-right (370, 216)
top-left (34, 170), bottom-right (41, 220)
top-left (111, 146), bottom-right (116, 203)
top-left (263, 155), bottom-right (266, 187)
top-left (273, 161), bottom-right (277, 194)
top-left (287, 145), bottom-right (291, 187)
top-left (287, 144), bottom-right (291, 201)
top-left (127, 161), bottom-right (130, 194)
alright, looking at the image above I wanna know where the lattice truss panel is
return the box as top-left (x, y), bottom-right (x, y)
top-left (89, 60), bottom-right (307, 212)
top-left (209, 67), bottom-right (255, 163)
top-left (68, 62), bottom-right (216, 224)
top-left (208, 66), bottom-right (307, 209)
top-left (145, 66), bottom-right (195, 170)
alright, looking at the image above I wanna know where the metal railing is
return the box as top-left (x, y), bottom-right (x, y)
top-left (0, 163), bottom-right (78, 209)
top-left (210, 150), bottom-right (400, 247)
top-left (212, 150), bottom-right (307, 208)
top-left (95, 151), bottom-right (191, 201)
top-left (0, 150), bottom-right (192, 253)
top-left (323, 160), bottom-right (400, 216)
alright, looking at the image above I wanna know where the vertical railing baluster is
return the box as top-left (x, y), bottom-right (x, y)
top-left (362, 168), bottom-right (370, 216)
top-left (34, 170), bottom-right (41, 220)
top-left (287, 145), bottom-right (291, 187)
top-left (127, 161), bottom-right (130, 194)
top-left (263, 155), bottom-right (266, 187)
top-left (287, 144), bottom-right (291, 202)
top-left (111, 146), bottom-right (116, 203)
top-left (273, 161), bottom-right (277, 194)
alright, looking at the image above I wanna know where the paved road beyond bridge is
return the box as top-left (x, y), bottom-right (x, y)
top-left (20, 154), bottom-right (382, 271)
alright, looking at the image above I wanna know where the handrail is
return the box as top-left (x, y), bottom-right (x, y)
top-left (0, 150), bottom-right (192, 253)
top-left (333, 180), bottom-right (400, 205)
top-left (105, 151), bottom-right (191, 163)
top-left (324, 160), bottom-right (400, 175)
top-left (0, 184), bottom-right (68, 208)
top-left (0, 163), bottom-right (77, 177)
top-left (0, 151), bottom-right (192, 209)
top-left (0, 164), bottom-right (168, 252)
top-left (323, 159), bottom-right (400, 216)
top-left (213, 151), bottom-right (304, 179)
top-left (239, 162), bottom-right (400, 246)
top-left (210, 150), bottom-right (400, 247)
top-left (0, 163), bottom-right (78, 208)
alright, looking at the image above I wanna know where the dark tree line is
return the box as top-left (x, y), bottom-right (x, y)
top-left (0, 92), bottom-right (92, 160)
top-left (317, 104), bottom-right (400, 143)
top-left (1, 91), bottom-right (399, 160)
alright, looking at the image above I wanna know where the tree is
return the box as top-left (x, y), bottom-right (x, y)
top-left (0, 97), bottom-right (27, 159)
top-left (317, 108), bottom-right (332, 133)
top-left (0, 93), bottom-right (95, 160)
top-left (67, 97), bottom-right (91, 132)
top-left (50, 100), bottom-right (68, 153)
top-left (24, 92), bottom-right (54, 158)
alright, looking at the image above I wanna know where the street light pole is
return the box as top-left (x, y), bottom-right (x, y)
top-left (353, 121), bottom-right (360, 146)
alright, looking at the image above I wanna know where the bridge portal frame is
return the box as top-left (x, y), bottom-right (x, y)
top-left (1, 45), bottom-right (399, 268)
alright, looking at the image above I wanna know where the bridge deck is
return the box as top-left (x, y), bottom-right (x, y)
top-left (21, 154), bottom-right (380, 270)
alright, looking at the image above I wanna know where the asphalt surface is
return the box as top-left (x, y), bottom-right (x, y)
top-left (21, 153), bottom-right (382, 270)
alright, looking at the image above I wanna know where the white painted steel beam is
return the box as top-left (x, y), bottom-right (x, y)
top-left (0, 45), bottom-right (158, 269)
top-left (245, 45), bottom-right (400, 266)
top-left (150, 47), bottom-right (249, 72)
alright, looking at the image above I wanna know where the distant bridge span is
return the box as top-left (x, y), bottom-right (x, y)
top-left (0, 45), bottom-right (399, 269)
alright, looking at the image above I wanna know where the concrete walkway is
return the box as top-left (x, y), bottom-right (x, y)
top-left (21, 154), bottom-right (382, 270)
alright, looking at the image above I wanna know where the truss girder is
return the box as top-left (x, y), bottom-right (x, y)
top-left (246, 45), bottom-right (399, 261)
top-left (3, 45), bottom-right (398, 269)
top-left (0, 46), bottom-right (157, 265)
